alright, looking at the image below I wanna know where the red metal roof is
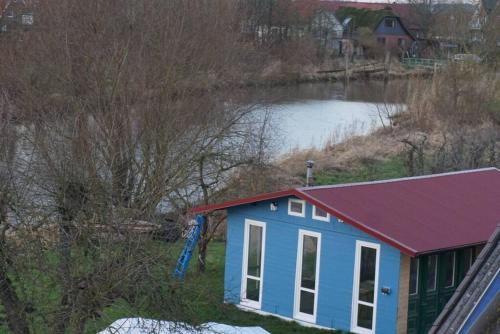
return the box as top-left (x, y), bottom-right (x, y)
top-left (192, 168), bottom-right (500, 256)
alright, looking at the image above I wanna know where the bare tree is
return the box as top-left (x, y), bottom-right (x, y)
top-left (0, 0), bottom-right (273, 332)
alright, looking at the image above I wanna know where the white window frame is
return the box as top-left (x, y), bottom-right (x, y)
top-left (444, 252), bottom-right (456, 288)
top-left (409, 257), bottom-right (419, 296)
top-left (351, 240), bottom-right (380, 334)
top-left (465, 248), bottom-right (474, 271)
top-left (312, 205), bottom-right (330, 222)
top-left (21, 14), bottom-right (33, 25)
top-left (294, 229), bottom-right (321, 324)
top-left (288, 198), bottom-right (305, 217)
top-left (427, 254), bottom-right (438, 292)
top-left (240, 219), bottom-right (266, 309)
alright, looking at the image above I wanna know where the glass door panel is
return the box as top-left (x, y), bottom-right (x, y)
top-left (294, 230), bottom-right (321, 323)
top-left (352, 242), bottom-right (379, 334)
top-left (241, 221), bottom-right (265, 308)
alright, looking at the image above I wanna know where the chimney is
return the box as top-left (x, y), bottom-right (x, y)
top-left (306, 160), bottom-right (314, 187)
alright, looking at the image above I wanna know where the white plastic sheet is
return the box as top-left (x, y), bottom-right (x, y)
top-left (98, 318), bottom-right (271, 334)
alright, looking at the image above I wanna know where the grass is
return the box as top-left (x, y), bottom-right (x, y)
top-left (83, 241), bottom-right (339, 334)
top-left (0, 242), bottom-right (341, 334)
top-left (314, 156), bottom-right (407, 186)
top-left (0, 160), bottom-right (408, 334)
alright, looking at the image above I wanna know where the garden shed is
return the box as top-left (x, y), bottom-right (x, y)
top-left (192, 168), bottom-right (500, 334)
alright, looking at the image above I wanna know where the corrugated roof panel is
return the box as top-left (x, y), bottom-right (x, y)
top-left (192, 168), bottom-right (500, 255)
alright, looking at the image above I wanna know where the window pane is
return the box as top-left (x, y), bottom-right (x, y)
top-left (246, 278), bottom-right (260, 301)
top-left (357, 304), bottom-right (374, 330)
top-left (426, 255), bottom-right (437, 291)
top-left (247, 225), bottom-right (262, 277)
top-left (464, 248), bottom-right (473, 272)
top-left (444, 252), bottom-right (455, 287)
top-left (314, 207), bottom-right (328, 218)
top-left (409, 257), bottom-right (419, 295)
top-left (290, 201), bottom-right (303, 214)
top-left (299, 290), bottom-right (315, 315)
top-left (301, 235), bottom-right (318, 290)
top-left (359, 247), bottom-right (376, 303)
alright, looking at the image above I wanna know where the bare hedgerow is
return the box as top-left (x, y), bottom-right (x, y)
top-left (0, 1), bottom-right (273, 333)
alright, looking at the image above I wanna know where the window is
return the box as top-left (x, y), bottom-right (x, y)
top-left (463, 248), bottom-right (475, 273)
top-left (398, 38), bottom-right (405, 47)
top-left (294, 230), bottom-right (321, 323)
top-left (385, 18), bottom-right (395, 28)
top-left (312, 206), bottom-right (329, 222)
top-left (21, 14), bottom-right (33, 25)
top-left (288, 199), bottom-right (305, 217)
top-left (377, 37), bottom-right (386, 45)
top-left (426, 255), bottom-right (437, 291)
top-left (241, 220), bottom-right (266, 309)
top-left (351, 241), bottom-right (380, 333)
top-left (6, 10), bottom-right (14, 18)
top-left (409, 257), bottom-right (419, 295)
top-left (443, 252), bottom-right (455, 288)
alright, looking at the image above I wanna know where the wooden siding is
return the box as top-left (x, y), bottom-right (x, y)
top-left (397, 254), bottom-right (410, 333)
top-left (407, 246), bottom-right (483, 333)
top-left (225, 196), bottom-right (402, 333)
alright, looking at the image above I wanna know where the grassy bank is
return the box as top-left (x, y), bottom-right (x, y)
top-left (314, 156), bottom-right (406, 185)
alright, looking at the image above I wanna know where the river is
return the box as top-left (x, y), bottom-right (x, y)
top-left (251, 80), bottom-right (407, 154)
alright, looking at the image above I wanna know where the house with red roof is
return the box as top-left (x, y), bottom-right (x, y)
top-left (192, 168), bottom-right (500, 333)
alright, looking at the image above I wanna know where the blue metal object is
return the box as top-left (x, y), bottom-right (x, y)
top-left (173, 214), bottom-right (206, 279)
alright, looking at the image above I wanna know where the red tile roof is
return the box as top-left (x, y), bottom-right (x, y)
top-left (192, 168), bottom-right (500, 256)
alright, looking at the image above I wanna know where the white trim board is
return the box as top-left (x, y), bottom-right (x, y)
top-left (240, 219), bottom-right (266, 309)
top-left (294, 229), bottom-right (322, 324)
top-left (288, 198), bottom-right (306, 217)
top-left (236, 305), bottom-right (336, 332)
top-left (312, 205), bottom-right (330, 222)
top-left (351, 240), bottom-right (380, 334)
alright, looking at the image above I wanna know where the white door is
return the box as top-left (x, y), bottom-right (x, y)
top-left (351, 241), bottom-right (380, 334)
top-left (240, 219), bottom-right (266, 309)
top-left (294, 230), bottom-right (321, 323)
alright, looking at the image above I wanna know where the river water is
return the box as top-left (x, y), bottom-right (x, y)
top-left (252, 80), bottom-right (406, 154)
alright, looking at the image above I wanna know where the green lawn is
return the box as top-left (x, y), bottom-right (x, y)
top-left (314, 156), bottom-right (407, 186)
top-left (82, 241), bottom-right (340, 334)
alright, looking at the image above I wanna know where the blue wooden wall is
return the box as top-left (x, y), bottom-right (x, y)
top-left (224, 196), bottom-right (402, 333)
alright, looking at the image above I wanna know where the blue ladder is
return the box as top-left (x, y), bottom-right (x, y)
top-left (173, 214), bottom-right (206, 279)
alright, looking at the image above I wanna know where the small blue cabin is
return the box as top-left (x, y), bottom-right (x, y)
top-left (192, 168), bottom-right (500, 333)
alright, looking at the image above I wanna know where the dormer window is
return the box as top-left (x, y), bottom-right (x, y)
top-left (21, 14), bottom-right (34, 25)
top-left (312, 206), bottom-right (330, 222)
top-left (288, 199), bottom-right (305, 217)
top-left (385, 18), bottom-right (395, 28)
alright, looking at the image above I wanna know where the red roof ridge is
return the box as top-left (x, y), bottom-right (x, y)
top-left (299, 167), bottom-right (500, 191)
top-left (295, 188), bottom-right (419, 255)
top-left (191, 167), bottom-right (500, 256)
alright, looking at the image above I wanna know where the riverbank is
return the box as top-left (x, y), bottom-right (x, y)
top-left (274, 62), bottom-right (500, 186)
top-left (244, 59), bottom-right (434, 88)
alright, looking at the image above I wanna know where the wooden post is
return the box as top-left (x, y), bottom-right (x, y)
top-left (397, 254), bottom-right (411, 333)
